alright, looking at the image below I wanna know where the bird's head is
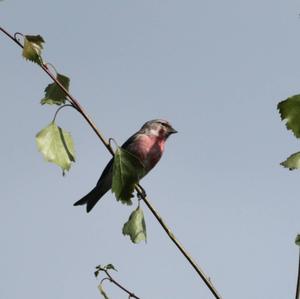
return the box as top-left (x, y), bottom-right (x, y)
top-left (141, 119), bottom-right (177, 139)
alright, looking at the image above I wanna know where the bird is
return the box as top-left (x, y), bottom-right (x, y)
top-left (74, 119), bottom-right (177, 212)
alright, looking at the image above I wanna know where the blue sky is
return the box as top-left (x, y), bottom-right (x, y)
top-left (1, 1), bottom-right (300, 298)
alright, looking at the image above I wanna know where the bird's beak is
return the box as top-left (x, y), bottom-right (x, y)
top-left (169, 127), bottom-right (178, 134)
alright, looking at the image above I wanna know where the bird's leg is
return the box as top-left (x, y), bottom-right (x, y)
top-left (137, 185), bottom-right (147, 200)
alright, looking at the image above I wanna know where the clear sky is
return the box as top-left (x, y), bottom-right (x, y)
top-left (1, 1), bottom-right (300, 298)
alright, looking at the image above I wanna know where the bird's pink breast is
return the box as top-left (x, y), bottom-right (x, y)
top-left (129, 135), bottom-right (165, 171)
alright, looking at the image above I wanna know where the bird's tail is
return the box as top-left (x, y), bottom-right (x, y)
top-left (73, 185), bottom-right (107, 213)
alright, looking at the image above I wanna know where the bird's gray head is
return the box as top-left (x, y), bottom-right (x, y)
top-left (140, 119), bottom-right (177, 139)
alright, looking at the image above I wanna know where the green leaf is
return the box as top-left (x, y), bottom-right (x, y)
top-left (22, 35), bottom-right (44, 65)
top-left (94, 265), bottom-right (103, 277)
top-left (123, 206), bottom-right (147, 244)
top-left (41, 73), bottom-right (70, 105)
top-left (36, 122), bottom-right (75, 174)
top-left (280, 152), bottom-right (300, 170)
top-left (111, 147), bottom-right (145, 205)
top-left (104, 264), bottom-right (117, 271)
top-left (278, 95), bottom-right (300, 138)
top-left (98, 283), bottom-right (109, 299)
top-left (296, 234), bottom-right (300, 246)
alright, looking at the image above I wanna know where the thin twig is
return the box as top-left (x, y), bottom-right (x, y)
top-left (0, 26), bottom-right (222, 299)
top-left (104, 270), bottom-right (140, 299)
top-left (296, 248), bottom-right (300, 299)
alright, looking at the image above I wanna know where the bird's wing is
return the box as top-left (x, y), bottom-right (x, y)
top-left (121, 132), bottom-right (138, 150)
top-left (96, 158), bottom-right (113, 187)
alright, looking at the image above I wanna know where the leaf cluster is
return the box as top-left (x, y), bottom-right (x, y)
top-left (94, 264), bottom-right (117, 278)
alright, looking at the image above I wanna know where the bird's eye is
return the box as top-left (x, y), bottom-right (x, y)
top-left (159, 122), bottom-right (170, 128)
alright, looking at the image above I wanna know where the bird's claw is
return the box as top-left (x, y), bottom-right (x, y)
top-left (137, 185), bottom-right (147, 200)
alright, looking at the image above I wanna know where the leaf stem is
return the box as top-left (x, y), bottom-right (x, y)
top-left (44, 63), bottom-right (59, 77)
top-left (41, 65), bottom-right (115, 155)
top-left (0, 26), bottom-right (222, 299)
top-left (52, 104), bottom-right (75, 122)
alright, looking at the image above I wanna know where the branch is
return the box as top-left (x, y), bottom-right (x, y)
top-left (95, 265), bottom-right (141, 299)
top-left (296, 248), bottom-right (300, 299)
top-left (135, 185), bottom-right (221, 298)
top-left (0, 26), bottom-right (114, 156)
top-left (104, 270), bottom-right (140, 299)
top-left (0, 26), bottom-right (222, 299)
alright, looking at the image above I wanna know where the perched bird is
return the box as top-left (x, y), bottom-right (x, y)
top-left (74, 119), bottom-right (177, 212)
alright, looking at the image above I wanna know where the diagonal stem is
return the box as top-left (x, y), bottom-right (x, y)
top-left (296, 248), bottom-right (300, 299)
top-left (0, 26), bottom-right (114, 156)
top-left (0, 26), bottom-right (222, 299)
top-left (135, 184), bottom-right (222, 298)
top-left (104, 270), bottom-right (141, 299)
